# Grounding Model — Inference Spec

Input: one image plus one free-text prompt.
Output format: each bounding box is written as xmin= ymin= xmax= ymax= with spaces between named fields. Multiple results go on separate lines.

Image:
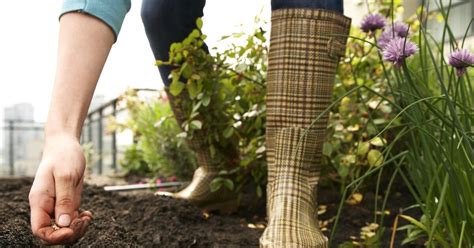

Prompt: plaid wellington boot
xmin=157 ymin=89 xmax=238 ymax=214
xmin=261 ymin=9 xmax=350 ymax=247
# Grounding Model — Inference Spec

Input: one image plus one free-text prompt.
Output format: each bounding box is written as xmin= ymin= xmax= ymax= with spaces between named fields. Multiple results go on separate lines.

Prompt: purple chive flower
xmin=361 ymin=13 xmax=387 ymax=33
xmin=382 ymin=37 xmax=418 ymax=68
xmin=390 ymin=22 xmax=410 ymax=37
xmin=448 ymin=49 xmax=474 ymax=77
xmin=378 ymin=22 xmax=410 ymax=48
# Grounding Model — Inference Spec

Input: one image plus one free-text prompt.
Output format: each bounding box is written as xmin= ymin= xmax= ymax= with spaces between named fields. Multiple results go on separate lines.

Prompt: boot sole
xmin=259 ymin=237 xmax=328 ymax=248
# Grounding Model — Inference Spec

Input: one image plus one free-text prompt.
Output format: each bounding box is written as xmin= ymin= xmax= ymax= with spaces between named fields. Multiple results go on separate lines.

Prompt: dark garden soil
xmin=0 ymin=177 xmax=422 ymax=247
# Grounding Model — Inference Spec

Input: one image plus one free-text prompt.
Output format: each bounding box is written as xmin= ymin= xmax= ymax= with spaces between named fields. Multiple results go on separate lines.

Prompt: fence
xmin=0 ymin=120 xmax=44 ymax=176
xmin=0 ymin=89 xmax=157 ymax=177
xmin=81 ymin=97 xmax=121 ymax=175
xmin=81 ymin=88 xmax=157 ymax=175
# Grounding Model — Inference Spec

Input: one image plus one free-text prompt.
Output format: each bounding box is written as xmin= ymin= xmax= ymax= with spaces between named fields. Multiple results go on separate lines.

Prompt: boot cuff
xmin=272 ymin=8 xmax=351 ymax=31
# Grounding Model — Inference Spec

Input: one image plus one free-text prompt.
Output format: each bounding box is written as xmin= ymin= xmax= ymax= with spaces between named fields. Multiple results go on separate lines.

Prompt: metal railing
xmin=1 ymin=120 xmax=44 ymax=176
xmin=0 ymin=89 xmax=157 ymax=177
xmin=82 ymin=97 xmax=118 ymax=175
xmin=81 ymin=88 xmax=157 ymax=175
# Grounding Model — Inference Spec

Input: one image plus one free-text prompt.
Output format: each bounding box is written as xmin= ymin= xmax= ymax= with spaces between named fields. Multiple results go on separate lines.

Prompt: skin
xmin=29 ymin=13 xmax=114 ymax=244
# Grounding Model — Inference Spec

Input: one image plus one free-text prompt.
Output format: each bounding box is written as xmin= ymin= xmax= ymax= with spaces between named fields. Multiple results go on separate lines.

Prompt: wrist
xmin=44 ymin=116 xmax=83 ymax=140
xmin=44 ymin=129 xmax=80 ymax=144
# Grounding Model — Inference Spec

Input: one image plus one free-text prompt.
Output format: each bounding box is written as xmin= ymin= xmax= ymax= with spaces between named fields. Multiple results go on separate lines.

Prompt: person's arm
xmin=28 ymin=12 xmax=114 ymax=244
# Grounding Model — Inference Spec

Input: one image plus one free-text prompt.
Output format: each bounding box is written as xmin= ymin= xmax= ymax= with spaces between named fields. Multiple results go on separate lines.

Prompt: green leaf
xmin=323 ymin=142 xmax=333 ymax=156
xmin=256 ymin=146 xmax=266 ymax=154
xmin=398 ymin=215 xmax=450 ymax=248
xmin=342 ymin=154 xmax=356 ymax=165
xmin=235 ymin=63 xmax=247 ymax=72
xmin=201 ymin=95 xmax=211 ymax=107
xmin=256 ymin=185 xmax=263 ymax=198
xmin=223 ymin=179 xmax=234 ymax=190
xmin=190 ymin=120 xmax=202 ymax=130
xmin=209 ymin=145 xmax=216 ymax=158
xmin=338 ymin=165 xmax=349 ymax=178
xmin=196 ymin=18 xmax=203 ymax=29
xmin=210 ymin=177 xmax=223 ymax=192
xmin=192 ymin=101 xmax=202 ymax=113
xmin=170 ymin=42 xmax=182 ymax=52
xmin=180 ymin=62 xmax=192 ymax=78
xmin=174 ymin=53 xmax=183 ymax=62
xmin=218 ymin=170 xmax=229 ymax=176
xmin=357 ymin=142 xmax=370 ymax=157
xmin=186 ymin=81 xmax=198 ymax=99
xmin=367 ymin=149 xmax=384 ymax=167
xmin=223 ymin=127 xmax=234 ymax=138
xmin=176 ymin=132 xmax=187 ymax=138
xmin=369 ymin=137 xmax=386 ymax=147
xmin=190 ymin=29 xmax=201 ymax=39
xmin=170 ymin=81 xmax=185 ymax=96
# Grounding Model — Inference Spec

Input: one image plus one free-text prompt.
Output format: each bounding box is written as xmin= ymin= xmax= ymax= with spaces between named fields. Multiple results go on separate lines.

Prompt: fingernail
xmin=58 ymin=214 xmax=71 ymax=227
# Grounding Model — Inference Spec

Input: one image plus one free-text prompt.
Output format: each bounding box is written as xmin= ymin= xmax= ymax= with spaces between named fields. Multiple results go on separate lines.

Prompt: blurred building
xmin=0 ymin=95 xmax=106 ymax=176
xmin=2 ymin=103 xmax=44 ymax=176
xmin=90 ymin=94 xmax=106 ymax=112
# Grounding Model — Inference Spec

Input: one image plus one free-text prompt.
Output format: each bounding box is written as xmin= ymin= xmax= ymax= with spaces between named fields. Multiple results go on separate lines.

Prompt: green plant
xmin=337 ymin=1 xmax=474 ymax=247
xmin=325 ymin=24 xmax=399 ymax=193
xmin=327 ymin=0 xmax=474 ymax=246
xmin=159 ymin=18 xmax=268 ymax=195
xmin=108 ymin=89 xmax=196 ymax=179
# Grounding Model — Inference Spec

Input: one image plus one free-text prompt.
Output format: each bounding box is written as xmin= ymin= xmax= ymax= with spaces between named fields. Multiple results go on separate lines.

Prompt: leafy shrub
xmin=159 ymin=18 xmax=268 ymax=195
xmin=108 ymin=89 xmax=196 ymax=179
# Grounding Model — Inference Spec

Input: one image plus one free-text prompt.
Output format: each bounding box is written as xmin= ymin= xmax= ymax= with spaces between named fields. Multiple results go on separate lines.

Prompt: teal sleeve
xmin=60 ymin=0 xmax=131 ymax=41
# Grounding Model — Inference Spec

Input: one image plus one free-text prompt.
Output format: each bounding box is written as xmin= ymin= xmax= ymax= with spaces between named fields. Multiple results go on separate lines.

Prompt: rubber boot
xmin=156 ymin=89 xmax=238 ymax=214
xmin=261 ymin=8 xmax=350 ymax=247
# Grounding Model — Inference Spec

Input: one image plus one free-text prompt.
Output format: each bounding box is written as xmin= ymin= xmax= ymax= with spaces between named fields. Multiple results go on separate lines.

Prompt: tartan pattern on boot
xmin=261 ymin=128 xmax=327 ymax=247
xmin=262 ymin=8 xmax=351 ymax=247
xmin=158 ymin=90 xmax=236 ymax=213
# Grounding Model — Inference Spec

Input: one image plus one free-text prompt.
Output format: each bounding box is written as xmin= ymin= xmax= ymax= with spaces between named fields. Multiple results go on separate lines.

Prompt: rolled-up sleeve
xmin=60 ymin=0 xmax=131 ymax=41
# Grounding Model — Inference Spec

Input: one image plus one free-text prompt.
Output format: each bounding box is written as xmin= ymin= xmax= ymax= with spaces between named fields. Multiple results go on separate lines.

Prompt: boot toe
xmin=260 ymin=226 xmax=328 ymax=248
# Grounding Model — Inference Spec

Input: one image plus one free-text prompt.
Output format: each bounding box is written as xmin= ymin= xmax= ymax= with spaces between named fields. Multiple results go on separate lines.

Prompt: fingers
xmin=54 ymin=172 xmax=81 ymax=227
xmin=29 ymin=186 xmax=76 ymax=244
xmin=37 ymin=215 xmax=89 ymax=245
xmin=36 ymin=225 xmax=74 ymax=245
xmin=30 ymin=197 xmax=55 ymax=238
xmin=31 ymin=209 xmax=93 ymax=245
xmin=59 ymin=211 xmax=93 ymax=244
xmin=29 ymin=173 xmax=55 ymax=237
xmin=79 ymin=210 xmax=93 ymax=219
xmin=76 ymin=211 xmax=93 ymax=240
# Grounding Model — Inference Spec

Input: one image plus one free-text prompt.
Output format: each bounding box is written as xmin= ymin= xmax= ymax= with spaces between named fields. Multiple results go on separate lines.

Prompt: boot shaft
xmin=266 ymin=9 xmax=351 ymax=183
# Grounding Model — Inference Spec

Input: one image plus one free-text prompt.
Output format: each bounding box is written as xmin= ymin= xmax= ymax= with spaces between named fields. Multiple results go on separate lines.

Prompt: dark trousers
xmin=141 ymin=0 xmax=344 ymax=86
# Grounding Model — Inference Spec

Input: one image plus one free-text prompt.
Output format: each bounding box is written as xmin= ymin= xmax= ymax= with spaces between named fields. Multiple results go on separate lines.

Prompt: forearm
xmin=45 ymin=13 xmax=115 ymax=139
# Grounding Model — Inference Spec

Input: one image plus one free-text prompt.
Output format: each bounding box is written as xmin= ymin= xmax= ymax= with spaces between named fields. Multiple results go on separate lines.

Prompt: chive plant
xmin=328 ymin=0 xmax=473 ymax=246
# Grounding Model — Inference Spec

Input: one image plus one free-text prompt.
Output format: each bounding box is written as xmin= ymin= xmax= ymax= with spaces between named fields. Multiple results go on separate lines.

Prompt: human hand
xmin=29 ymin=134 xmax=92 ymax=244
